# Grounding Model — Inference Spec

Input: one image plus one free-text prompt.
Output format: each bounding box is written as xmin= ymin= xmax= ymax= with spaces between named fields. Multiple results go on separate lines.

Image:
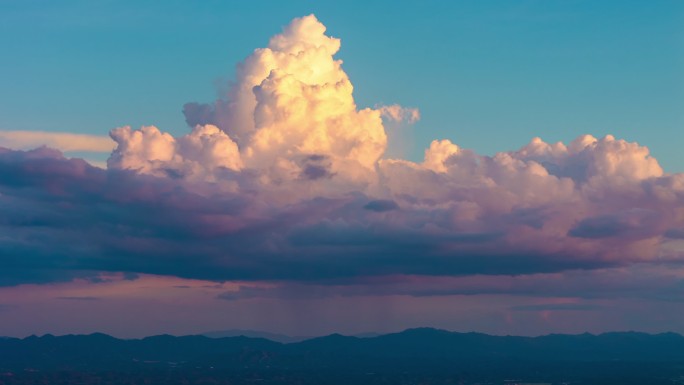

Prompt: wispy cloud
xmin=0 ymin=130 xmax=114 ymax=153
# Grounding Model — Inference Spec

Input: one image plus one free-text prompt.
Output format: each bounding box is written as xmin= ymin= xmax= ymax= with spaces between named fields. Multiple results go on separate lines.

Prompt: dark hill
xmin=2 ymin=328 xmax=684 ymax=368
xmin=1 ymin=329 xmax=684 ymax=384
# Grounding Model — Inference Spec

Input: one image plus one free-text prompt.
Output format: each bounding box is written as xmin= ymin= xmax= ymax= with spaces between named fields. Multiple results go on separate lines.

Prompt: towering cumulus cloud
xmin=120 ymin=15 xmax=390 ymax=190
xmin=0 ymin=15 xmax=683 ymax=290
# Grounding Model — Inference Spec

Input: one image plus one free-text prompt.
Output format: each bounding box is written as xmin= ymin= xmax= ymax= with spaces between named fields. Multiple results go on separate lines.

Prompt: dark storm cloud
xmin=299 ymin=154 xmax=334 ymax=180
xmin=182 ymin=102 xmax=216 ymax=128
xmin=0 ymin=145 xmax=683 ymax=287
xmin=217 ymin=264 xmax=684 ymax=303
xmin=363 ymin=199 xmax=399 ymax=212
xmin=665 ymin=228 xmax=684 ymax=239
xmin=510 ymin=303 xmax=602 ymax=312
xmin=56 ymin=296 xmax=101 ymax=301
xmin=568 ymin=209 xmax=663 ymax=239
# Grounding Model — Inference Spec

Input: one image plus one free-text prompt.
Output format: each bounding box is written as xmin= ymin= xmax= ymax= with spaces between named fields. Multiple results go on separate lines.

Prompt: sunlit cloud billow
xmin=1 ymin=15 xmax=683 ymax=322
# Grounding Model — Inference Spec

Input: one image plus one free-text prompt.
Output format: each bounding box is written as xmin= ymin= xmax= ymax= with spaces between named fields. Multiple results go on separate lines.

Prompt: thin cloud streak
xmin=0 ymin=130 xmax=114 ymax=153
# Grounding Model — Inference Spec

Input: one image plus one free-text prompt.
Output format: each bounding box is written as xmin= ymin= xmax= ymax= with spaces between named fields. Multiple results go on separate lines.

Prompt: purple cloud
xmin=1 ymin=133 xmax=683 ymax=288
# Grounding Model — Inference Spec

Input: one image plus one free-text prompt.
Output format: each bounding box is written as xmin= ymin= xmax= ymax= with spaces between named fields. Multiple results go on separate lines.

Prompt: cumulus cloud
xmin=175 ymin=14 xmax=389 ymax=190
xmin=108 ymin=124 xmax=242 ymax=179
xmin=0 ymin=14 xmax=683 ymax=292
xmin=422 ymin=139 xmax=460 ymax=173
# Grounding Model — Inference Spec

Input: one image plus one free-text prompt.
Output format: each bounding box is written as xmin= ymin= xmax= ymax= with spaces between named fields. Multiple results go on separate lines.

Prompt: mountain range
xmin=1 ymin=328 xmax=683 ymax=384
xmin=201 ymin=329 xmax=381 ymax=343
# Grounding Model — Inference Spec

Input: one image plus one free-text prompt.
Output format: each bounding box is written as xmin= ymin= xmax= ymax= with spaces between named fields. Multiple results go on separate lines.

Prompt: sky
xmin=0 ymin=1 xmax=683 ymax=338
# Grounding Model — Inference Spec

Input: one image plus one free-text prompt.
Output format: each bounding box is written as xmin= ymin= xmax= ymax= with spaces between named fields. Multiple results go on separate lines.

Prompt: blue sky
xmin=1 ymin=0 xmax=682 ymax=170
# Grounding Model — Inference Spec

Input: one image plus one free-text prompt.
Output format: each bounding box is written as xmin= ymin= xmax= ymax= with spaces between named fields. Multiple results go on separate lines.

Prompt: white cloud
xmin=422 ymin=139 xmax=460 ymax=173
xmin=108 ymin=124 xmax=242 ymax=179
xmin=4 ymin=14 xmax=679 ymax=285
xmin=101 ymin=15 xmax=679 ymax=266
xmin=146 ymin=15 xmax=400 ymax=189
